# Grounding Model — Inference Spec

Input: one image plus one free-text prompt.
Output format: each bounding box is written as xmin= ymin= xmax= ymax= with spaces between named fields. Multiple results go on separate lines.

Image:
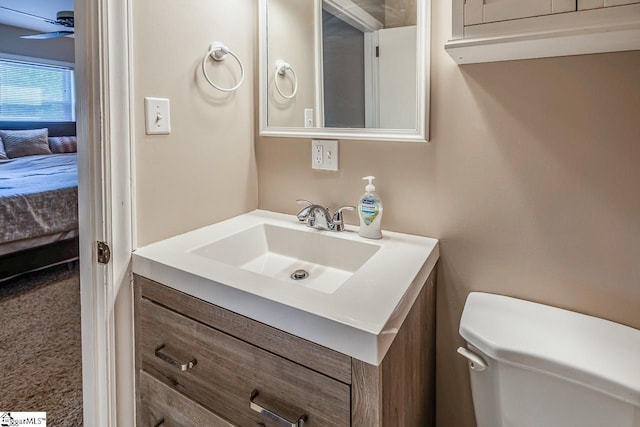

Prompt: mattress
xmin=0 ymin=154 xmax=78 ymax=249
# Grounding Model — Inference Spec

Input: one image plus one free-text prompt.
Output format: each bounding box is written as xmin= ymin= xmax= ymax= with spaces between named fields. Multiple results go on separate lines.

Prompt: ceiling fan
xmin=0 ymin=6 xmax=74 ymax=39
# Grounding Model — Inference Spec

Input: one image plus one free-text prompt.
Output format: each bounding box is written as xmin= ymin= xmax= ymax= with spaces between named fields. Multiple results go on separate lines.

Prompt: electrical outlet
xmin=311 ymin=140 xmax=338 ymax=171
xmin=314 ymin=144 xmax=323 ymax=165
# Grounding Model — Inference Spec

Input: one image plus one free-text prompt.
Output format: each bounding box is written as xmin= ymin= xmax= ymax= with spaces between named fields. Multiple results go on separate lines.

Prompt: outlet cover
xmin=311 ymin=139 xmax=338 ymax=171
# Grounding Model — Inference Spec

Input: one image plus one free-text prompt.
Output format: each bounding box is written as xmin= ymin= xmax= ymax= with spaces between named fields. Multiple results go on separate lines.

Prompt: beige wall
xmin=0 ymin=23 xmax=74 ymax=63
xmin=257 ymin=3 xmax=640 ymax=427
xmin=133 ymin=0 xmax=258 ymax=246
xmin=354 ymin=0 xmax=387 ymax=24
xmin=385 ymin=0 xmax=417 ymax=28
xmin=267 ymin=0 xmax=317 ymax=127
xmin=352 ymin=0 xmax=416 ymax=27
xmin=130 ymin=0 xmax=640 ymax=424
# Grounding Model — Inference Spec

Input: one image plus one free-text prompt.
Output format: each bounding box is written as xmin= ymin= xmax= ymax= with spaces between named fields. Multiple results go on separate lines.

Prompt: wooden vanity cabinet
xmin=134 ymin=272 xmax=436 ymax=427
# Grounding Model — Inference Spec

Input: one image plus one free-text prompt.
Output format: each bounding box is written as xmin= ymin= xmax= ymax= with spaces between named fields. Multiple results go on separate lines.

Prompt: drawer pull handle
xmin=249 ymin=389 xmax=308 ymax=427
xmin=154 ymin=344 xmax=197 ymax=371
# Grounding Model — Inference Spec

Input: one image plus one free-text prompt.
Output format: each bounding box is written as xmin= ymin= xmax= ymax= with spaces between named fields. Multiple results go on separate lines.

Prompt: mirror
xmin=259 ymin=0 xmax=430 ymax=142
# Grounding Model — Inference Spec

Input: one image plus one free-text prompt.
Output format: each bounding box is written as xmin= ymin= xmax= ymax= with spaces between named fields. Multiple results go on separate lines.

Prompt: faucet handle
xmin=334 ymin=205 xmax=355 ymax=216
xmin=296 ymin=199 xmax=314 ymax=222
xmin=332 ymin=206 xmax=355 ymax=231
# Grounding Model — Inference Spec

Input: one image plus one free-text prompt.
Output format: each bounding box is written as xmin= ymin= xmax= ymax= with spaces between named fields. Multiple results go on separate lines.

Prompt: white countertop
xmin=132 ymin=210 xmax=439 ymax=365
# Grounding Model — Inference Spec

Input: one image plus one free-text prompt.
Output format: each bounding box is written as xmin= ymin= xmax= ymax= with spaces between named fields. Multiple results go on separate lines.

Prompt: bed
xmin=0 ymin=121 xmax=78 ymax=281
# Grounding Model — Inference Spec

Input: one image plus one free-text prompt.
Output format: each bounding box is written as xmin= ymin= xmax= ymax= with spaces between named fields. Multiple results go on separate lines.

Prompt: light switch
xmin=144 ymin=97 xmax=171 ymax=135
xmin=311 ymin=140 xmax=338 ymax=171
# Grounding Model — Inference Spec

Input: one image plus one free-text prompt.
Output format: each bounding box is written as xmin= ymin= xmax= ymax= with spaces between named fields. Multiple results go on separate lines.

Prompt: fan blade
xmin=20 ymin=31 xmax=74 ymax=39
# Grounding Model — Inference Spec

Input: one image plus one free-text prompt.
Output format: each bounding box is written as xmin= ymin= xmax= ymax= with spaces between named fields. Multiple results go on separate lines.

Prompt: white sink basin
xmin=191 ymin=224 xmax=380 ymax=294
xmin=132 ymin=210 xmax=439 ymax=365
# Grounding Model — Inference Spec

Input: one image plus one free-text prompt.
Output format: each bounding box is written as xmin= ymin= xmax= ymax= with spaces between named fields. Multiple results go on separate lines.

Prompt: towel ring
xmin=201 ymin=41 xmax=245 ymax=92
xmin=274 ymin=59 xmax=298 ymax=99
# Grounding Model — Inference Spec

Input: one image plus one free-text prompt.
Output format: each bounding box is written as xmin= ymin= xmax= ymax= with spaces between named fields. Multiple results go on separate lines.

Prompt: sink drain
xmin=290 ymin=269 xmax=309 ymax=280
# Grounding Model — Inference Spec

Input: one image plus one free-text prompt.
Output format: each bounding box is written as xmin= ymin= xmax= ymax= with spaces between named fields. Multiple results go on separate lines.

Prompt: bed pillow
xmin=0 ymin=137 xmax=7 ymax=160
xmin=49 ymin=136 xmax=78 ymax=153
xmin=0 ymin=128 xmax=51 ymax=158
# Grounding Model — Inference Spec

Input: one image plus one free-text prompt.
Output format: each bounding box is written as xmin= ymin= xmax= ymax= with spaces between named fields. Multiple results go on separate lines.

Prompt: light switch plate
xmin=311 ymin=139 xmax=338 ymax=171
xmin=144 ymin=97 xmax=171 ymax=135
xmin=304 ymin=108 xmax=314 ymax=128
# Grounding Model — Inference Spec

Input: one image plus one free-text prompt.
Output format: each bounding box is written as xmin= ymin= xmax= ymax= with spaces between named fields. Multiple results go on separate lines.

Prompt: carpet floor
xmin=0 ymin=264 xmax=83 ymax=426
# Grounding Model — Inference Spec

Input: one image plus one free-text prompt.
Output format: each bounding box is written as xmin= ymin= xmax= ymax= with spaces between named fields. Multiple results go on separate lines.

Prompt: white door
xmin=75 ymin=0 xmax=134 ymax=426
xmin=377 ymin=25 xmax=417 ymax=130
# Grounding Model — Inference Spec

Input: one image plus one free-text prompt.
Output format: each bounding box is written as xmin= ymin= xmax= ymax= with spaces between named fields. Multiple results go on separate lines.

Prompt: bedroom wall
xmin=0 ymin=23 xmax=74 ymax=63
xmin=256 ymin=2 xmax=640 ymax=427
xmin=132 ymin=0 xmax=258 ymax=247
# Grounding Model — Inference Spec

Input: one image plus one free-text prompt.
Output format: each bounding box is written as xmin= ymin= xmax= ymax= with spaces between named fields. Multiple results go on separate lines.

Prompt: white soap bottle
xmin=358 ymin=176 xmax=383 ymax=239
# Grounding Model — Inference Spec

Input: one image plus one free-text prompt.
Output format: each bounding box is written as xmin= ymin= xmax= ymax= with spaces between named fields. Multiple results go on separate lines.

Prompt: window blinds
xmin=0 ymin=58 xmax=75 ymax=122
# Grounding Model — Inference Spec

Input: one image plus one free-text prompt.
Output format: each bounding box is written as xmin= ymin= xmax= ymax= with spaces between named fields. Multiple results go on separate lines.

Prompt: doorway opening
xmin=0 ymin=1 xmax=83 ymax=425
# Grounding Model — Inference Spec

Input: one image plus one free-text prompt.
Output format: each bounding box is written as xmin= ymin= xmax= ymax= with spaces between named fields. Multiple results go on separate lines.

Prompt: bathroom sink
xmin=132 ymin=209 xmax=439 ymax=365
xmin=191 ymin=224 xmax=380 ymax=294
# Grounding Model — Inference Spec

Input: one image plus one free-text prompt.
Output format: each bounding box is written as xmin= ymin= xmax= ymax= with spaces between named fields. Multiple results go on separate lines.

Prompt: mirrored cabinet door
xmin=259 ymin=0 xmax=431 ymax=142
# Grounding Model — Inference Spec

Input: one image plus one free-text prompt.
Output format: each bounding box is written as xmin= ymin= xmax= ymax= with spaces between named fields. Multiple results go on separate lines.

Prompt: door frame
xmin=317 ymin=0 xmax=382 ymax=128
xmin=75 ymin=0 xmax=135 ymax=425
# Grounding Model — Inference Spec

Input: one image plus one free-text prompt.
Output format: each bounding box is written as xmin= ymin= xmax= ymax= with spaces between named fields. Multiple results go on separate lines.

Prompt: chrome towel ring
xmin=274 ymin=59 xmax=298 ymax=99
xmin=201 ymin=41 xmax=245 ymax=92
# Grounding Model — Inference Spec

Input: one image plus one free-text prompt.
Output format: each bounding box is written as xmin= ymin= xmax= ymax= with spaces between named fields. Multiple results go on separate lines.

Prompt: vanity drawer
xmin=137 ymin=370 xmax=235 ymax=427
xmin=137 ymin=297 xmax=351 ymax=427
xmin=137 ymin=275 xmax=351 ymax=384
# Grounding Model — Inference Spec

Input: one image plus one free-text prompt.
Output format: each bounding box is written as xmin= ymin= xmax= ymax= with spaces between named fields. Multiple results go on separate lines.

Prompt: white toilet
xmin=458 ymin=292 xmax=640 ymax=427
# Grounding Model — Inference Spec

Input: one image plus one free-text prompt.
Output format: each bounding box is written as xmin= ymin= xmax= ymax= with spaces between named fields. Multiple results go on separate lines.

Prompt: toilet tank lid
xmin=459 ymin=292 xmax=640 ymax=407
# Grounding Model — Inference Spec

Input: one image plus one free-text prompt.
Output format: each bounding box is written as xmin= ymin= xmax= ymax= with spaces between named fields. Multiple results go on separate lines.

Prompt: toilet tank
xmin=458 ymin=292 xmax=640 ymax=427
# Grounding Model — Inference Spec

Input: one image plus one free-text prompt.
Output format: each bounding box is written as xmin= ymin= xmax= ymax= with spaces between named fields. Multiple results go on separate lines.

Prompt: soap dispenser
xmin=358 ymin=176 xmax=383 ymax=239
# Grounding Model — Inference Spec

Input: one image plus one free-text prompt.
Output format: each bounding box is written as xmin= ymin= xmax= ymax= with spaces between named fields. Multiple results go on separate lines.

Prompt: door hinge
xmin=97 ymin=241 xmax=111 ymax=264
xmin=376 ymin=46 xmax=380 ymax=57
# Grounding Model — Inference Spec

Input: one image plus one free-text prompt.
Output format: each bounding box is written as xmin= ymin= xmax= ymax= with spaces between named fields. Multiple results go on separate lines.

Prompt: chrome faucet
xmin=296 ymin=199 xmax=355 ymax=232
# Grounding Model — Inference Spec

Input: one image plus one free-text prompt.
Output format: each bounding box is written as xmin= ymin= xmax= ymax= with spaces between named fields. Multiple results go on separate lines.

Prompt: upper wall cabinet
xmin=445 ymin=0 xmax=640 ymax=64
